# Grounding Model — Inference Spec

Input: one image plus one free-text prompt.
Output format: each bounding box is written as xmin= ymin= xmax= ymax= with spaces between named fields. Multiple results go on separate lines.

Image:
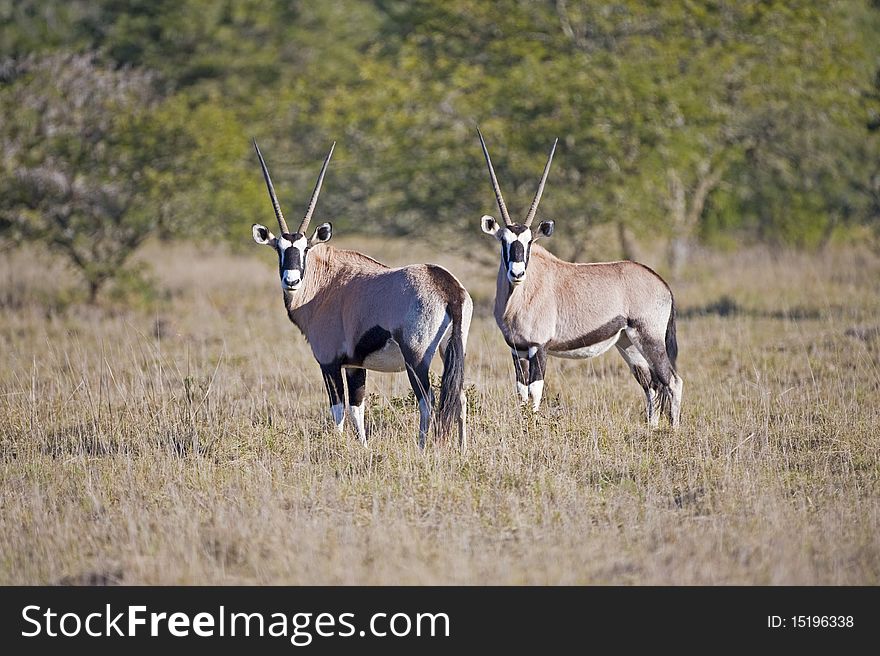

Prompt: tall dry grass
xmin=0 ymin=236 xmax=878 ymax=584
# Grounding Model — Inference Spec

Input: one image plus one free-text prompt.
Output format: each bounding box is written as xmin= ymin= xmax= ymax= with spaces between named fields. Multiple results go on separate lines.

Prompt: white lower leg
xmin=670 ymin=374 xmax=683 ymax=428
xmin=458 ymin=391 xmax=468 ymax=450
xmin=646 ymin=389 xmax=660 ymax=428
xmin=349 ymin=403 xmax=367 ymax=444
xmin=516 ymin=382 xmax=528 ymax=405
xmin=528 ymin=380 xmax=544 ymax=412
xmin=330 ymin=403 xmax=345 ymax=432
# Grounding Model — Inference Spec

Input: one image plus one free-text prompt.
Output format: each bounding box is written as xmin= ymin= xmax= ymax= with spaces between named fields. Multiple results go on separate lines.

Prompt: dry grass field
xmin=1 ymin=235 xmax=879 ymax=584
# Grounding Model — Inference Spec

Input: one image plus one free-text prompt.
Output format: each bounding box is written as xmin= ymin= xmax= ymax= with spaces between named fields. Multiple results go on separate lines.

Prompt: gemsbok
xmin=251 ymin=140 xmax=472 ymax=448
xmin=476 ymin=130 xmax=683 ymax=427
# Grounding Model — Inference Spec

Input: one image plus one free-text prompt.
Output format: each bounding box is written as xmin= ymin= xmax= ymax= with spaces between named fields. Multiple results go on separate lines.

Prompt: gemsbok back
xmin=251 ymin=140 xmax=472 ymax=448
xmin=476 ymin=130 xmax=683 ymax=427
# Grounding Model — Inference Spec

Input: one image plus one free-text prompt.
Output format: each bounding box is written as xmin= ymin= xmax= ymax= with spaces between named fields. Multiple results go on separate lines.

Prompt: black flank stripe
xmin=549 ymin=316 xmax=627 ymax=352
xmin=353 ymin=326 xmax=393 ymax=364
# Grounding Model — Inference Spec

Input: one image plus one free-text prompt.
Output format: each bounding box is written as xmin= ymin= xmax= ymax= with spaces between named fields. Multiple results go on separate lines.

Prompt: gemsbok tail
xmin=665 ymin=296 xmax=678 ymax=370
xmin=437 ymin=303 xmax=467 ymax=445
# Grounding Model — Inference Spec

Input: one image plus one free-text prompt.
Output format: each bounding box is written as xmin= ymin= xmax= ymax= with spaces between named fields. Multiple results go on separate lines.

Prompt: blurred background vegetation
xmin=1 ymin=0 xmax=879 ymax=299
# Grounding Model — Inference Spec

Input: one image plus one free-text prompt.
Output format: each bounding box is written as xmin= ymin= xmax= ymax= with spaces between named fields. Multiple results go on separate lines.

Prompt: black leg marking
xmin=397 ymin=342 xmax=433 ymax=406
xmin=512 ymin=353 xmax=529 ymax=387
xmin=615 ymin=334 xmax=658 ymax=426
xmin=643 ymin=338 xmax=673 ymax=389
xmin=405 ymin=361 xmax=433 ymax=408
xmin=631 ymin=363 xmax=652 ymax=391
xmin=626 ymin=322 xmax=674 ymax=389
xmin=401 ymin=347 xmax=433 ymax=448
xmin=320 ymin=362 xmax=345 ymax=408
xmin=622 ymin=327 xmax=678 ymax=427
xmin=523 ymin=346 xmax=548 ymax=412
xmin=528 ymin=347 xmax=547 ymax=386
xmin=345 ymin=368 xmax=367 ymax=407
xmin=345 ymin=367 xmax=368 ymax=444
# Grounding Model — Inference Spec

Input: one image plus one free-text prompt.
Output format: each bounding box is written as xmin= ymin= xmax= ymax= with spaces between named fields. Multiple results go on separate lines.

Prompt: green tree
xmin=316 ymin=0 xmax=879 ymax=262
xmin=0 ymin=54 xmax=163 ymax=300
xmin=2 ymin=0 xmax=878 ymax=267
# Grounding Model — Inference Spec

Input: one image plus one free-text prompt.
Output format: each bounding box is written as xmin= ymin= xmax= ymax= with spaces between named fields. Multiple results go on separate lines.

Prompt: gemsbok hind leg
xmin=320 ymin=362 xmax=346 ymax=433
xmin=667 ymin=371 xmax=683 ymax=428
xmin=615 ymin=332 xmax=659 ymax=428
xmin=622 ymin=326 xmax=682 ymax=428
xmin=345 ymin=367 xmax=368 ymax=446
xmin=403 ymin=353 xmax=433 ymax=449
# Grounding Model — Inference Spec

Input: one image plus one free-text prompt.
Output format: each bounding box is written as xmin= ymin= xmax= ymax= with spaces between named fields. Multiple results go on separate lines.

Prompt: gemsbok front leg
xmin=527 ymin=346 xmax=547 ymax=412
xmin=511 ymin=352 xmax=530 ymax=406
xmin=345 ymin=367 xmax=368 ymax=445
xmin=320 ymin=362 xmax=346 ymax=433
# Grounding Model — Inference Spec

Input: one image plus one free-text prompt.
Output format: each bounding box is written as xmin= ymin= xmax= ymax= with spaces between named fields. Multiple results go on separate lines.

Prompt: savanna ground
xmin=1 ymin=234 xmax=879 ymax=585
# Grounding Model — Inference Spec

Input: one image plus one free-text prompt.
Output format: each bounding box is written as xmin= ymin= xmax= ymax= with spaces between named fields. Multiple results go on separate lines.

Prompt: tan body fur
xmin=476 ymin=129 xmax=681 ymax=427
xmin=492 ymin=243 xmax=682 ymax=427
xmin=495 ymin=246 xmax=672 ymax=354
xmin=252 ymin=140 xmax=471 ymax=449
xmin=286 ymin=246 xmax=471 ymax=373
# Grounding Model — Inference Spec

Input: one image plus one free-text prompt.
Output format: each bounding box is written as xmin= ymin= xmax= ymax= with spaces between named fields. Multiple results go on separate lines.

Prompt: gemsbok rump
xmin=251 ymin=140 xmax=472 ymax=448
xmin=476 ymin=130 xmax=683 ymax=427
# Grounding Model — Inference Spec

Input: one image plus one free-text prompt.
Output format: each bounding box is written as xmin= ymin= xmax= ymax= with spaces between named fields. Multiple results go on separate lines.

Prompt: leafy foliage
xmin=1 ymin=0 xmax=879 ymax=299
xmin=0 ymin=54 xmax=163 ymax=299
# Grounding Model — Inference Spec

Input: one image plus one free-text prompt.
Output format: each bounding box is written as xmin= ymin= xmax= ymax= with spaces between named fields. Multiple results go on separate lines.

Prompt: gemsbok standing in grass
xmin=476 ymin=129 xmax=683 ymax=427
xmin=251 ymin=140 xmax=472 ymax=448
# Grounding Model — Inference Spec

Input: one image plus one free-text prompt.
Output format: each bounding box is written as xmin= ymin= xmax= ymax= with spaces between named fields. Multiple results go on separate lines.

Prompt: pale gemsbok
xmin=476 ymin=130 xmax=682 ymax=427
xmin=251 ymin=140 xmax=472 ymax=448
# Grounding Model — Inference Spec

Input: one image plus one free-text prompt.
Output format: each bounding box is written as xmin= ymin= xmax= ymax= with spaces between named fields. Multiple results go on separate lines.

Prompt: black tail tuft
xmin=437 ymin=307 xmax=465 ymax=442
xmin=665 ymin=298 xmax=678 ymax=369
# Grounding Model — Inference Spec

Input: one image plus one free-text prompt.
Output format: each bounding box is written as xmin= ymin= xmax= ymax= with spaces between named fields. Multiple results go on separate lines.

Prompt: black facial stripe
xmin=281 ymin=246 xmax=303 ymax=272
xmin=278 ymin=232 xmax=307 ymax=274
xmin=509 ymin=240 xmax=525 ymax=262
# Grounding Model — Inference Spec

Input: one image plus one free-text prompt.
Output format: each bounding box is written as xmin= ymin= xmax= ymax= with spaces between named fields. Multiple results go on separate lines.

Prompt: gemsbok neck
xmin=494 ymin=244 xmax=554 ymax=319
xmin=285 ymin=246 xmax=390 ymax=332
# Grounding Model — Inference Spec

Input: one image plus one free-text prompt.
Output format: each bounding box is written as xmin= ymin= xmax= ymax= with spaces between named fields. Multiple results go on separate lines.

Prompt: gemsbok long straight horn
xmin=477 ymin=128 xmax=512 ymax=226
xmin=251 ymin=140 xmax=473 ymax=449
xmin=476 ymin=128 xmax=683 ymax=427
xmin=253 ymin=138 xmax=289 ymax=235
xmin=299 ymin=141 xmax=334 ymax=234
xmin=523 ymin=138 xmax=557 ymax=227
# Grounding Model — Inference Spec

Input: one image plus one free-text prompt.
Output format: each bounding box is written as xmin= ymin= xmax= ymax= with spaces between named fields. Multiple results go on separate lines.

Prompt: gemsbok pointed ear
xmin=481 ymin=215 xmax=501 ymax=237
xmin=310 ymin=222 xmax=332 ymax=246
xmin=252 ymin=224 xmax=276 ymax=246
xmin=535 ymin=220 xmax=555 ymax=240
